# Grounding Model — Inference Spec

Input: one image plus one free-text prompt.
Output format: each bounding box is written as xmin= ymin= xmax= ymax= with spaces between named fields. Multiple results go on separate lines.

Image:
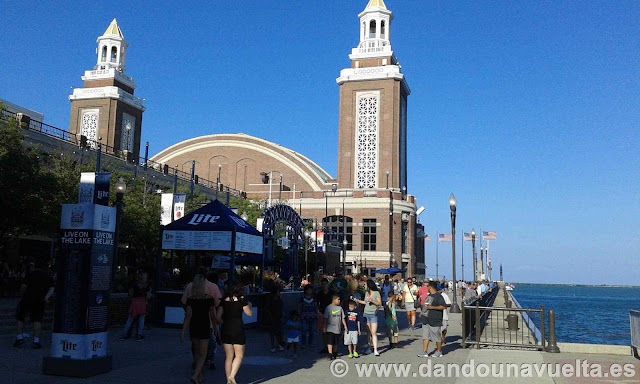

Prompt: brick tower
xmin=68 ymin=19 xmax=145 ymax=160
xmin=336 ymin=0 xmax=410 ymax=193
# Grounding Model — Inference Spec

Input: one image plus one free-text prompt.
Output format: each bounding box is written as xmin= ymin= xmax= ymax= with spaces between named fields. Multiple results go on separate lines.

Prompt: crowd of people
xmin=7 ymin=257 xmax=496 ymax=384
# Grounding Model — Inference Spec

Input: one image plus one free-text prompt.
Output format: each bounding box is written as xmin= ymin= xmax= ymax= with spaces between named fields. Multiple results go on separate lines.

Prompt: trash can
xmin=506 ymin=314 xmax=519 ymax=330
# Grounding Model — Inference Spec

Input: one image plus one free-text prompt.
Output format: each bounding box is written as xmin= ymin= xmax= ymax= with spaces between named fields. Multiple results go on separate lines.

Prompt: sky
xmin=1 ymin=1 xmax=639 ymax=285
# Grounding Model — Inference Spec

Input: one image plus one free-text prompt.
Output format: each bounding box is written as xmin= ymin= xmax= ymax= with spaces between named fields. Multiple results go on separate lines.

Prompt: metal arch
xmin=262 ymin=204 xmax=304 ymax=242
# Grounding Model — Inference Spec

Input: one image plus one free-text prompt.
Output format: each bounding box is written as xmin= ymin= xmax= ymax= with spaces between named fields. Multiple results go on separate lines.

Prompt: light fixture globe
xmin=449 ymin=193 xmax=457 ymax=208
xmin=115 ymin=177 xmax=127 ymax=194
xmin=241 ymin=212 xmax=249 ymax=221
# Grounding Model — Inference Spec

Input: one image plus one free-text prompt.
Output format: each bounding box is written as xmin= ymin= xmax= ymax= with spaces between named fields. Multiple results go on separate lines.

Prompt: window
xmin=369 ymin=20 xmax=376 ymax=38
xmin=120 ymin=113 xmax=135 ymax=152
xmin=381 ymin=20 xmax=386 ymax=39
xmin=362 ymin=219 xmax=377 ymax=251
xmin=355 ymin=92 xmax=379 ymax=188
xmin=322 ymin=215 xmax=353 ymax=251
xmin=111 ymin=47 xmax=117 ymax=62
xmin=81 ymin=110 xmax=99 ymax=149
xmin=101 ymin=46 xmax=107 ymax=62
xmin=401 ymin=221 xmax=408 ymax=254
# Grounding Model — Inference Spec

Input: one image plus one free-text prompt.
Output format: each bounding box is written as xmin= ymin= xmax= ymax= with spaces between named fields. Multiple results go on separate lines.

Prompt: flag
xmin=463 ymin=232 xmax=472 ymax=241
xmin=438 ymin=233 xmax=452 ymax=242
xmin=160 ymin=193 xmax=173 ymax=225
xmin=424 ymin=235 xmax=431 ymax=243
xmin=483 ymin=231 xmax=497 ymax=240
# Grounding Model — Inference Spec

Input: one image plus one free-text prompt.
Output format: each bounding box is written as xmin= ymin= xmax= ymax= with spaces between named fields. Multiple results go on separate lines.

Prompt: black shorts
xmin=16 ymin=299 xmax=45 ymax=322
xmin=324 ymin=332 xmax=340 ymax=346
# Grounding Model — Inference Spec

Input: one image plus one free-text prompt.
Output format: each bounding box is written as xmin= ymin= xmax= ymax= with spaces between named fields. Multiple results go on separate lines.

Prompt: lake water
xmin=510 ymin=284 xmax=640 ymax=345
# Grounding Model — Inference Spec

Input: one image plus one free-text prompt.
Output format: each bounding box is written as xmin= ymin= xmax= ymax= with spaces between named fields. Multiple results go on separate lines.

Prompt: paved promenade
xmin=4 ymin=304 xmax=639 ymax=384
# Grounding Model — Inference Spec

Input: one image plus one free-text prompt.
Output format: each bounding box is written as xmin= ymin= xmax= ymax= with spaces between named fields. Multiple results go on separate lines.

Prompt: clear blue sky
xmin=2 ymin=1 xmax=639 ymax=285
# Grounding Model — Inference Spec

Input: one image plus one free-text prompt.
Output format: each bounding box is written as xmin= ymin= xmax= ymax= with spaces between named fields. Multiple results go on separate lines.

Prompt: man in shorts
xmin=438 ymin=284 xmax=452 ymax=345
xmin=417 ymin=281 xmax=447 ymax=358
xmin=14 ymin=260 xmax=54 ymax=349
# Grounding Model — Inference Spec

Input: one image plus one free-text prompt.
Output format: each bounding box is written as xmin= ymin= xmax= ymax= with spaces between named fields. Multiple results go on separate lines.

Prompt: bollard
xmin=506 ymin=313 xmax=519 ymax=330
xmin=546 ymin=310 xmax=560 ymax=353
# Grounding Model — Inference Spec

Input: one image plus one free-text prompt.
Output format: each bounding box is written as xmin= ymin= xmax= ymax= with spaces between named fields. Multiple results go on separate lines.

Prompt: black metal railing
xmin=0 ymin=109 xmax=246 ymax=198
xmin=462 ymin=287 xmax=547 ymax=351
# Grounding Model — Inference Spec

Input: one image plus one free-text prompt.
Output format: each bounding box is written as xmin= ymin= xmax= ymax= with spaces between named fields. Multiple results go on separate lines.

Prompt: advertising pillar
xmin=44 ymin=173 xmax=115 ymax=377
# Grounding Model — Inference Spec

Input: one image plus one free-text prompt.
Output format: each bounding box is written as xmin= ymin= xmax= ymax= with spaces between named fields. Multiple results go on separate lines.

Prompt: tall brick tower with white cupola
xmin=68 ymin=19 xmax=145 ymax=160
xmin=336 ymin=0 xmax=410 ymax=193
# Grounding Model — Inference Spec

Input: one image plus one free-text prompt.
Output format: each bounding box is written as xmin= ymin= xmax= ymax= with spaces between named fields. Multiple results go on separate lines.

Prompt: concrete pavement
xmin=3 ymin=305 xmax=639 ymax=383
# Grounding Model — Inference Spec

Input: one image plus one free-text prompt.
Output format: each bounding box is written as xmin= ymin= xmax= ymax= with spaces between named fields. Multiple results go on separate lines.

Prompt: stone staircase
xmin=0 ymin=298 xmax=54 ymax=336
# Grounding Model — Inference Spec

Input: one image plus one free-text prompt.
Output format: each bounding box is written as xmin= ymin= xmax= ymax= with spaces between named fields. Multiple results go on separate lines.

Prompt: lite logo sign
xmin=188 ymin=214 xmax=220 ymax=226
xmin=60 ymin=340 xmax=78 ymax=352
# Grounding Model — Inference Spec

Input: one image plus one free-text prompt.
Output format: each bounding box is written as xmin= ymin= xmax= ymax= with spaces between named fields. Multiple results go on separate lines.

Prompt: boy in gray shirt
xmin=323 ymin=294 xmax=347 ymax=360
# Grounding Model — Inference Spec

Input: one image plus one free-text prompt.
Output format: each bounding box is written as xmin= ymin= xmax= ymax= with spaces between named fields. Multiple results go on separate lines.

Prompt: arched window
xmin=111 ymin=46 xmax=117 ymax=62
xmin=369 ymin=20 xmax=376 ymax=38
xmin=101 ymin=46 xmax=107 ymax=62
xmin=381 ymin=20 xmax=386 ymax=39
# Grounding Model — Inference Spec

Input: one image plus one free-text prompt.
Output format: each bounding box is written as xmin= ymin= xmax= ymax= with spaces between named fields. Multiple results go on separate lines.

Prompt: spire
xmin=365 ymin=0 xmax=387 ymax=10
xmin=103 ymin=18 xmax=124 ymax=39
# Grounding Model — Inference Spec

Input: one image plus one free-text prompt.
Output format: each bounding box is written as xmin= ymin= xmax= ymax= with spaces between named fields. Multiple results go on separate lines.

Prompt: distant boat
xmin=505 ymin=284 xmax=515 ymax=291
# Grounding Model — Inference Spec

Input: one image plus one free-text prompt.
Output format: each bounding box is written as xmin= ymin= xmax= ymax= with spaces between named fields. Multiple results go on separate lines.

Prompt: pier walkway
xmin=3 ymin=298 xmax=638 ymax=384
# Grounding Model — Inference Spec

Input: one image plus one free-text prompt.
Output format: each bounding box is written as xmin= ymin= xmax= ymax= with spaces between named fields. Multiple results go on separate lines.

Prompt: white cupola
xmin=350 ymin=0 xmax=394 ymax=61
xmin=95 ymin=19 xmax=128 ymax=73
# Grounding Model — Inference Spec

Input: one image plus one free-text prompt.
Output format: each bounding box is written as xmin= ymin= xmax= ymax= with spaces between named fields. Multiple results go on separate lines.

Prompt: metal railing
xmin=463 ymin=288 xmax=546 ymax=351
xmin=0 ymin=109 xmax=246 ymax=198
xmin=631 ymin=310 xmax=640 ymax=358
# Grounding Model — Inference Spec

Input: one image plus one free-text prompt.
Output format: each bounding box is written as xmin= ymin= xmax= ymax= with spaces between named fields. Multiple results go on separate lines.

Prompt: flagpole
xmin=486 ymin=240 xmax=490 ymax=281
xmin=436 ymin=231 xmax=439 ymax=280
xmin=461 ymin=232 xmax=464 ymax=282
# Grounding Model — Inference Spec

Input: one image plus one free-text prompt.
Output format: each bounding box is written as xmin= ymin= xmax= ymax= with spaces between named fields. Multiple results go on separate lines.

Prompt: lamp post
xmin=386 ymin=170 xmax=389 ymax=189
xmin=471 ymin=229 xmax=477 ymax=281
xmin=448 ymin=193 xmax=460 ymax=313
xmin=113 ymin=177 xmax=127 ymax=283
xmin=304 ymin=231 xmax=310 ymax=279
xmin=342 ymin=239 xmax=348 ymax=276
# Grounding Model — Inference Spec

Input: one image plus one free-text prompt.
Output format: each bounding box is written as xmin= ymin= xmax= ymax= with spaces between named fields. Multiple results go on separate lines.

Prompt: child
xmin=285 ymin=311 xmax=301 ymax=358
xmin=323 ymin=294 xmax=347 ymax=360
xmin=385 ymin=291 xmax=399 ymax=348
xmin=298 ymin=285 xmax=317 ymax=348
xmin=344 ymin=300 xmax=361 ymax=358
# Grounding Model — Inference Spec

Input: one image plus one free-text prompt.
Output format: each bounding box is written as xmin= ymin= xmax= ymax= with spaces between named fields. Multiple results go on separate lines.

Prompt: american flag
xmin=424 ymin=235 xmax=431 ymax=243
xmin=463 ymin=232 xmax=472 ymax=241
xmin=438 ymin=233 xmax=452 ymax=242
xmin=483 ymin=231 xmax=497 ymax=240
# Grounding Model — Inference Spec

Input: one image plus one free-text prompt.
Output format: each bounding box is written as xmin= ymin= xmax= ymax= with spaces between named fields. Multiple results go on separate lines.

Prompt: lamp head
xmin=449 ymin=193 xmax=457 ymax=208
xmin=471 ymin=229 xmax=476 ymax=237
xmin=342 ymin=239 xmax=348 ymax=246
xmin=115 ymin=177 xmax=127 ymax=194
xmin=241 ymin=212 xmax=249 ymax=221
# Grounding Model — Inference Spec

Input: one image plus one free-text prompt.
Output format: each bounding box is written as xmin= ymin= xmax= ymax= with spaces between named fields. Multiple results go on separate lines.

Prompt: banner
xmin=316 ymin=231 xmax=324 ymax=251
xmin=160 ymin=193 xmax=173 ymax=225
xmin=78 ymin=173 xmax=95 ymax=204
xmin=173 ymin=194 xmax=186 ymax=221
xmin=483 ymin=231 xmax=497 ymax=240
xmin=438 ymin=233 xmax=452 ymax=242
xmin=94 ymin=173 xmax=111 ymax=206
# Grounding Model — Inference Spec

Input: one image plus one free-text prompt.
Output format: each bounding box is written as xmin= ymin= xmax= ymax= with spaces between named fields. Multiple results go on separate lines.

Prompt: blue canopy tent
xmin=160 ymin=200 xmax=263 ymax=282
xmin=387 ymin=267 xmax=406 ymax=275
xmin=373 ymin=268 xmax=391 ymax=275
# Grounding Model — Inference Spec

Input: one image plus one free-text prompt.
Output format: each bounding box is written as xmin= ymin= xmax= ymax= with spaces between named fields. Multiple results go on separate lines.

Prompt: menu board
xmin=235 ymin=233 xmax=263 ymax=254
xmin=163 ymin=231 xmax=232 ymax=251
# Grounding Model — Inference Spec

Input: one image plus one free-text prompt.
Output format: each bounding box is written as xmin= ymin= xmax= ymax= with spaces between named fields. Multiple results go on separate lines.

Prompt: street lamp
xmin=304 ymin=231 xmax=310 ymax=279
xmin=113 ymin=177 xmax=127 ymax=283
xmin=471 ymin=229 xmax=477 ymax=281
xmin=241 ymin=212 xmax=249 ymax=222
xmin=448 ymin=193 xmax=460 ymax=313
xmin=386 ymin=170 xmax=389 ymax=189
xmin=342 ymin=239 xmax=348 ymax=276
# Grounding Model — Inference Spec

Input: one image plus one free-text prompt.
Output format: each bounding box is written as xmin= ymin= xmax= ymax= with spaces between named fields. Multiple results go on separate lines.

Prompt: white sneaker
xmin=270 ymin=348 xmax=277 ymax=353
xmin=374 ymin=351 xmax=380 ymax=356
xmin=432 ymin=351 xmax=443 ymax=358
xmin=417 ymin=352 xmax=430 ymax=358
xmin=277 ymin=345 xmax=285 ymax=351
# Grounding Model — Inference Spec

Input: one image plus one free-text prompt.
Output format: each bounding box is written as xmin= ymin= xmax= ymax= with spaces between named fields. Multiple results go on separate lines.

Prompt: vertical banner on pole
xmin=160 ymin=193 xmax=173 ymax=225
xmin=173 ymin=194 xmax=186 ymax=221
xmin=94 ymin=173 xmax=111 ymax=206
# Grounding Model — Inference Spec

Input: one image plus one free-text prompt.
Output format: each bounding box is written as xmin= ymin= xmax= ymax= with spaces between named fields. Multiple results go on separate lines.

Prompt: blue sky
xmin=1 ymin=1 xmax=639 ymax=285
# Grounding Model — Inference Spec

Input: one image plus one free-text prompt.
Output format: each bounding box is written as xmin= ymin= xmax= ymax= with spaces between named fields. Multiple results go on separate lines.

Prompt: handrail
xmin=510 ymin=292 xmax=543 ymax=343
